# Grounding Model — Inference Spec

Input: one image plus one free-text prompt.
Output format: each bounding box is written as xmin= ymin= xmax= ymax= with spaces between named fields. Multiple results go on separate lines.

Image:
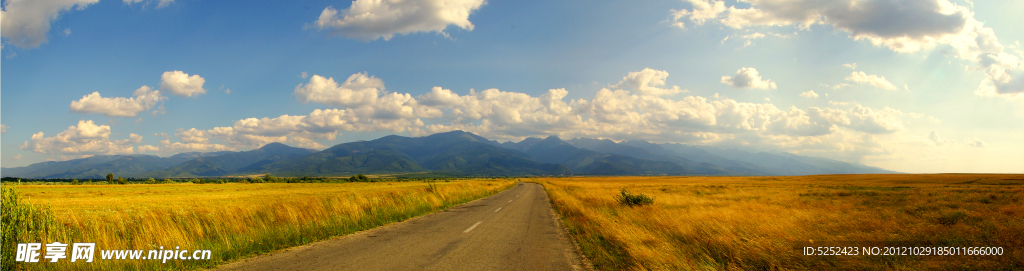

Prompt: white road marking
xmin=463 ymin=221 xmax=483 ymax=233
xmin=494 ymin=207 xmax=502 ymax=213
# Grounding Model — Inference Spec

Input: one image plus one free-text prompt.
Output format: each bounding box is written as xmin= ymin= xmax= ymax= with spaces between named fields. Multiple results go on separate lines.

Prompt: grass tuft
xmin=614 ymin=189 xmax=654 ymax=206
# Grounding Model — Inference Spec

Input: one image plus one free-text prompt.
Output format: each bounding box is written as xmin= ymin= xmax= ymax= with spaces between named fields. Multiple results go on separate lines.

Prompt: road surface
xmin=216 ymin=182 xmax=584 ymax=271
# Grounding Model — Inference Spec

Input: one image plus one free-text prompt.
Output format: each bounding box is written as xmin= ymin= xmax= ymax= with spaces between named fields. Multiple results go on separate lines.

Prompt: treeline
xmin=0 ymin=174 xmax=481 ymax=186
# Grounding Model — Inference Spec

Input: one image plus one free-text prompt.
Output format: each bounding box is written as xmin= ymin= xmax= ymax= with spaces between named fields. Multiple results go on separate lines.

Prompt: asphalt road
xmin=216 ymin=182 xmax=584 ymax=271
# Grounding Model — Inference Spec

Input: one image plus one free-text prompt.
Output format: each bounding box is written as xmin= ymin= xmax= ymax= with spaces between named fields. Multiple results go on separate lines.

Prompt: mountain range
xmin=1 ymin=131 xmax=897 ymax=179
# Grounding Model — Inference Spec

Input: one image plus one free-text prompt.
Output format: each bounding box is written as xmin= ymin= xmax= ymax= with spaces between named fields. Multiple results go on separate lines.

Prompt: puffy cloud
xmin=928 ymin=130 xmax=956 ymax=146
xmin=672 ymin=0 xmax=1024 ymax=98
xmin=0 ymin=124 xmax=7 ymax=133
xmin=800 ymin=90 xmax=819 ymax=98
xmin=846 ymin=106 xmax=905 ymax=134
xmin=138 ymin=145 xmax=160 ymax=152
xmin=964 ymin=137 xmax=987 ymax=148
xmin=311 ymin=0 xmax=486 ymax=41
xmin=294 ymin=73 xmax=384 ymax=107
xmin=298 ymin=73 xmax=445 ymax=121
xmin=721 ymin=67 xmax=777 ymax=89
xmin=670 ymin=0 xmax=727 ymax=28
xmin=610 ymin=68 xmax=685 ymax=96
xmin=173 ymin=68 xmax=913 ymax=162
xmin=842 ymin=63 xmax=857 ymax=69
xmin=69 ymin=86 xmax=166 ymax=117
xmin=20 ymin=120 xmax=136 ymax=155
xmin=0 ymin=0 xmax=98 ymax=49
xmin=846 ymin=71 xmax=898 ymax=91
xmin=160 ymin=71 xmax=207 ymax=97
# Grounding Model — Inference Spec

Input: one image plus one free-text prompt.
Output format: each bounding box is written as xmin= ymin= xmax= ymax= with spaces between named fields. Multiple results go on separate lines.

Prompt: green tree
xmin=117 ymin=176 xmax=127 ymax=185
xmin=106 ymin=173 xmax=114 ymax=183
xmin=349 ymin=174 xmax=369 ymax=182
xmin=71 ymin=179 xmax=79 ymax=185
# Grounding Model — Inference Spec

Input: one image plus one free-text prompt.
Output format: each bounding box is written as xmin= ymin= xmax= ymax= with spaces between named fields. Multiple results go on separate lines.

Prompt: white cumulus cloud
xmin=311 ymin=0 xmax=486 ymax=41
xmin=927 ymin=130 xmax=956 ymax=146
xmin=610 ymin=68 xmax=685 ymax=96
xmin=0 ymin=0 xmax=98 ymax=49
xmin=160 ymin=71 xmax=207 ymax=97
xmin=721 ymin=67 xmax=777 ymax=89
xmin=173 ymin=68 xmax=915 ymax=162
xmin=672 ymin=0 xmax=1024 ymax=98
xmin=0 ymin=124 xmax=7 ymax=133
xmin=137 ymin=145 xmax=160 ymax=152
xmin=69 ymin=86 xmax=166 ymax=117
xmin=800 ymin=90 xmax=819 ymax=98
xmin=20 ymin=120 xmax=137 ymax=155
xmin=294 ymin=73 xmax=384 ymax=107
xmin=846 ymin=71 xmax=898 ymax=91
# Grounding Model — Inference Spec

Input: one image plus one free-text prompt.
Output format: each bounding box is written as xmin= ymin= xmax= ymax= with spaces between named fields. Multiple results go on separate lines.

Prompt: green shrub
xmin=615 ymin=189 xmax=654 ymax=206
xmin=2 ymin=186 xmax=59 ymax=271
xmin=350 ymin=174 xmax=370 ymax=182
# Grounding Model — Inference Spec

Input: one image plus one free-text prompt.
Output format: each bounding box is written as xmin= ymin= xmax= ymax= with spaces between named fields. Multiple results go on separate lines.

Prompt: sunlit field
xmin=2 ymin=179 xmax=516 ymax=270
xmin=539 ymin=174 xmax=1024 ymax=270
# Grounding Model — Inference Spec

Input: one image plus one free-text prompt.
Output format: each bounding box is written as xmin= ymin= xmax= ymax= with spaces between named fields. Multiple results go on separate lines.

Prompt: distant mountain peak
xmin=260 ymin=142 xmax=289 ymax=149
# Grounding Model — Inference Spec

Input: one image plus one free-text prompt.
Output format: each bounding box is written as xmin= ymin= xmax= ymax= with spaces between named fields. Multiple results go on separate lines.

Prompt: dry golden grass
xmin=538 ymin=174 xmax=1024 ymax=270
xmin=5 ymin=179 xmax=516 ymax=270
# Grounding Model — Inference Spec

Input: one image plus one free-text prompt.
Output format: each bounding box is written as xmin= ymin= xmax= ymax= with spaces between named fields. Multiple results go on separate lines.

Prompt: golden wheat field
xmin=3 ymin=179 xmax=516 ymax=270
xmin=538 ymin=174 xmax=1024 ymax=270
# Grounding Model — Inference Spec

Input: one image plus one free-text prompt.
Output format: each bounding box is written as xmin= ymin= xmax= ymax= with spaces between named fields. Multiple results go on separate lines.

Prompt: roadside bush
xmin=1 ymin=187 xmax=59 ymax=271
xmin=615 ymin=189 xmax=654 ymax=206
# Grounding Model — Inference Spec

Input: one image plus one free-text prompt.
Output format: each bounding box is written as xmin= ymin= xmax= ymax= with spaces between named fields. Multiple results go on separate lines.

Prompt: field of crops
xmin=539 ymin=174 xmax=1024 ymax=270
xmin=2 ymin=179 xmax=517 ymax=270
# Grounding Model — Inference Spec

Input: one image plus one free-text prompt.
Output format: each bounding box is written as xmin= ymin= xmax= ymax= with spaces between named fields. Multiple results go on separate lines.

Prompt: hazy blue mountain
xmin=252 ymin=131 xmax=570 ymax=177
xmin=658 ymin=144 xmax=897 ymax=175
xmin=139 ymin=143 xmax=317 ymax=177
xmin=775 ymin=152 xmax=898 ymax=174
xmin=5 ymin=131 xmax=897 ymax=179
xmin=626 ymin=141 xmax=770 ymax=175
xmin=517 ymin=136 xmax=694 ymax=175
xmin=1 ymin=151 xmax=232 ymax=179
xmin=565 ymin=138 xmax=736 ymax=175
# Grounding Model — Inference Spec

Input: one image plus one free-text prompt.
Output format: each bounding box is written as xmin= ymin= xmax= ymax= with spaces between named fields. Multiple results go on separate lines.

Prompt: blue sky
xmin=2 ymin=0 xmax=1023 ymax=173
